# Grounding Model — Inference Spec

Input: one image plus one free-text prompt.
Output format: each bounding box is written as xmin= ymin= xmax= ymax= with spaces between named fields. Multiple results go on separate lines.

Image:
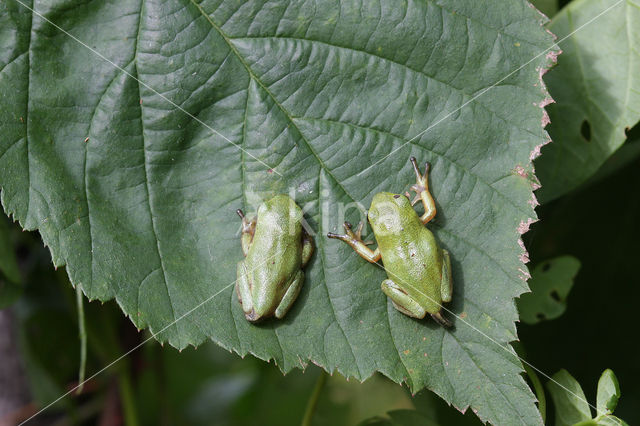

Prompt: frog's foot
xmin=409 ymin=156 xmax=430 ymax=197
xmin=328 ymin=221 xmax=372 ymax=245
xmin=430 ymin=311 xmax=452 ymax=328
xmin=328 ymin=221 xmax=359 ymax=242
xmin=408 ymin=157 xmax=436 ymax=224
xmin=236 ymin=209 xmax=256 ymax=234
xmin=327 ymin=222 xmax=380 ymax=263
xmin=404 ymin=191 xmax=420 ymax=207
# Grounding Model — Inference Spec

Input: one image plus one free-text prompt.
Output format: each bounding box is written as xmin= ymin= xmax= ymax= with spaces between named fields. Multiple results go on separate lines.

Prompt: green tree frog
xmin=327 ymin=158 xmax=452 ymax=327
xmin=236 ymin=195 xmax=314 ymax=322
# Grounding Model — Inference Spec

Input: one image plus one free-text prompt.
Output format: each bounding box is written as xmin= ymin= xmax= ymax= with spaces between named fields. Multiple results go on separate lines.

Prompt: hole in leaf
xmin=536 ymin=313 xmax=545 ymax=320
xmin=542 ymin=262 xmax=551 ymax=272
xmin=550 ymin=290 xmax=561 ymax=302
xmin=580 ymin=120 xmax=591 ymax=142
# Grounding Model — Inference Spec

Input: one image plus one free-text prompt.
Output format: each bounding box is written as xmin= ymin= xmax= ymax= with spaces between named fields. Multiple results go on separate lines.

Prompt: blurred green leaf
xmin=535 ymin=0 xmax=640 ymax=202
xmin=0 ymin=215 xmax=21 ymax=307
xmin=0 ymin=0 xmax=558 ymax=422
xmin=531 ymin=0 xmax=559 ymax=18
xmin=596 ymin=369 xmax=620 ymax=416
xmin=366 ymin=410 xmax=437 ymax=426
xmin=518 ymin=255 xmax=580 ymax=324
xmin=411 ymin=388 xmax=483 ymax=426
xmin=359 ymin=417 xmax=394 ymax=426
xmin=547 ymin=369 xmax=592 ymax=426
xmin=583 ymin=137 xmax=640 ymax=186
xmin=16 ymin=293 xmax=78 ymax=407
xmin=593 ymin=416 xmax=629 ymax=426
xmin=358 ymin=404 xmax=481 ymax=426
xmin=318 ymin=373 xmax=413 ymax=426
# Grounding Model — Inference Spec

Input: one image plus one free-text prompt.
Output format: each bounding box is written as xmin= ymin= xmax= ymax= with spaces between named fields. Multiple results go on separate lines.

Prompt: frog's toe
xmin=327 ymin=222 xmax=358 ymax=241
xmin=409 ymin=157 xmax=430 ymax=187
xmin=430 ymin=311 xmax=452 ymax=328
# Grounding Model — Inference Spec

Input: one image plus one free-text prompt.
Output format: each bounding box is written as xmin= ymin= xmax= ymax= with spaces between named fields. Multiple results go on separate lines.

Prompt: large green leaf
xmin=530 ymin=0 xmax=559 ymax=19
xmin=535 ymin=0 xmax=640 ymax=202
xmin=0 ymin=0 xmax=557 ymax=423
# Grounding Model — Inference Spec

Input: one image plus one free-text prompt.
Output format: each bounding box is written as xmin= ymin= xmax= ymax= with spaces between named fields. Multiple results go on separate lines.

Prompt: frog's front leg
xmin=235 ymin=261 xmax=254 ymax=318
xmin=275 ymin=270 xmax=304 ymax=319
xmin=409 ymin=157 xmax=436 ymax=224
xmin=327 ymin=222 xmax=380 ymax=263
xmin=381 ymin=279 xmax=426 ymax=319
xmin=301 ymin=230 xmax=314 ymax=267
xmin=236 ymin=209 xmax=257 ymax=256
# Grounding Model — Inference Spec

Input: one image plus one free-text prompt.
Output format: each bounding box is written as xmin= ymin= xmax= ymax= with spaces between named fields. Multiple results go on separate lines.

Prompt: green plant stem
xmin=75 ymin=284 xmax=87 ymax=394
xmin=118 ymin=365 xmax=140 ymax=426
xmin=301 ymin=370 xmax=328 ymax=426
xmin=523 ymin=363 xmax=546 ymax=423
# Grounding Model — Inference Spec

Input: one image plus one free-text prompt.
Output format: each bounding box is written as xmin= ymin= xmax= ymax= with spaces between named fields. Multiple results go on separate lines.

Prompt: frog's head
xmin=367 ymin=192 xmax=412 ymax=236
xmin=258 ymin=194 xmax=303 ymax=235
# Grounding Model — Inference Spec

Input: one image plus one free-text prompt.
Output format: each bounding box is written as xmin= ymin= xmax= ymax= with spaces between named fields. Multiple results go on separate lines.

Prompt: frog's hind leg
xmin=381 ymin=279 xmax=426 ymax=319
xmin=275 ymin=270 xmax=304 ymax=319
xmin=301 ymin=230 xmax=314 ymax=266
xmin=235 ymin=261 xmax=255 ymax=320
xmin=428 ymin=251 xmax=454 ymax=328
xmin=441 ymin=249 xmax=453 ymax=303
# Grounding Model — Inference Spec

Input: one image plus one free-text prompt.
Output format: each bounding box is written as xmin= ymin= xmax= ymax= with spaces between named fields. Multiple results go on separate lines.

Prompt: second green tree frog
xmin=236 ymin=195 xmax=314 ymax=322
xmin=328 ymin=158 xmax=452 ymax=327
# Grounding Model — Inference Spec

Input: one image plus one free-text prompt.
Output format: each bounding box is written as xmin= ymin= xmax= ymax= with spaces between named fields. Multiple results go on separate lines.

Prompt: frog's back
xmin=248 ymin=196 xmax=303 ymax=260
xmin=245 ymin=197 xmax=304 ymax=313
xmin=378 ymin=222 xmax=444 ymax=314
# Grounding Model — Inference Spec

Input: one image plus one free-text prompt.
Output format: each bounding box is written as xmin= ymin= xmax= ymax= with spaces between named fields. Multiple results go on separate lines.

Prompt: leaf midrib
xmin=25 ymin=0 xmax=33 ymax=228
xmin=188 ymin=0 xmax=356 ymax=205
